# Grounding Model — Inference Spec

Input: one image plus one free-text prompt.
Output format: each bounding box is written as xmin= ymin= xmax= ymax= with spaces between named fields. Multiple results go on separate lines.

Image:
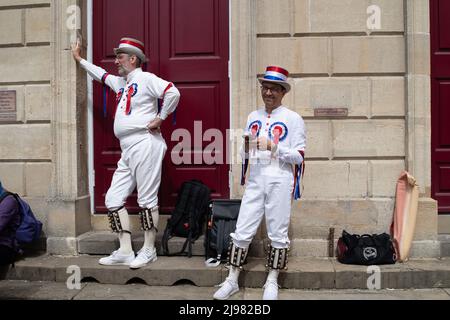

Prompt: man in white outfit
xmin=213 ymin=66 xmax=306 ymax=300
xmin=71 ymin=37 xmax=180 ymax=269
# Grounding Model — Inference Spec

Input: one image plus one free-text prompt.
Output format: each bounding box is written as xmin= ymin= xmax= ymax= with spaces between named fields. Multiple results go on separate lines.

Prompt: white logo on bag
xmin=363 ymin=247 xmax=377 ymax=260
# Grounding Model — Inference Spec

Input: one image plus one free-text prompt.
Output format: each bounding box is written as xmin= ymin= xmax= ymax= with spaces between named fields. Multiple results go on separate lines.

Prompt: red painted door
xmin=93 ymin=0 xmax=229 ymax=213
xmin=431 ymin=0 xmax=450 ymax=213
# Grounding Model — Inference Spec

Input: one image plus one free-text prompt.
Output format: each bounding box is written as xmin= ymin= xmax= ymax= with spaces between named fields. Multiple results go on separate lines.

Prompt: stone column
xmin=230 ymin=0 xmax=258 ymax=198
xmin=46 ymin=0 xmax=91 ymax=255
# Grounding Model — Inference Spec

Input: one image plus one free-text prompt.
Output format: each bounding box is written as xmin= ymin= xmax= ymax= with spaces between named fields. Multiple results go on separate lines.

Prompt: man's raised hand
xmin=71 ymin=38 xmax=82 ymax=62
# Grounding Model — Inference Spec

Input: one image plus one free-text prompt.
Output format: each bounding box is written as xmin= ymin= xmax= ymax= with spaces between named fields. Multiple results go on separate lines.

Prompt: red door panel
xmin=159 ymin=0 xmax=230 ymax=212
xmin=173 ymin=0 xmax=216 ymax=55
xmin=431 ymin=0 xmax=450 ymax=213
xmin=93 ymin=0 xmax=229 ymax=213
xmin=104 ymin=0 xmax=146 ymax=57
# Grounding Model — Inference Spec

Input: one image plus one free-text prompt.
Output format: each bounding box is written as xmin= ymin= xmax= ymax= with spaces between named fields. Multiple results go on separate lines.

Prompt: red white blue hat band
xmin=114 ymin=37 xmax=147 ymax=63
xmin=258 ymin=66 xmax=291 ymax=93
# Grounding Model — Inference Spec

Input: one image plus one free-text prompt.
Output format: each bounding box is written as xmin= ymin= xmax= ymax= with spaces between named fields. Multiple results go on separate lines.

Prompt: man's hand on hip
xmin=147 ymin=117 xmax=163 ymax=134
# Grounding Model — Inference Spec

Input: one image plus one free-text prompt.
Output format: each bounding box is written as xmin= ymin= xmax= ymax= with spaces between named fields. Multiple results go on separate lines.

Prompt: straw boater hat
xmin=114 ymin=37 xmax=148 ymax=63
xmin=258 ymin=66 xmax=291 ymax=93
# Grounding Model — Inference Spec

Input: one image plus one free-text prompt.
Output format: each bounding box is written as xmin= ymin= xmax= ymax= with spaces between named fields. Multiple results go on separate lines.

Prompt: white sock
xmin=115 ymin=207 xmax=133 ymax=255
xmin=141 ymin=206 xmax=159 ymax=251
xmin=143 ymin=229 xmax=156 ymax=251
xmin=228 ymin=266 xmax=241 ymax=283
xmin=266 ymin=269 xmax=279 ymax=283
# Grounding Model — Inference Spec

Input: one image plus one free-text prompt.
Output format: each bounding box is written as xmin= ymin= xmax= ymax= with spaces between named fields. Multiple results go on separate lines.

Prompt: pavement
xmin=0 ymin=280 xmax=450 ymax=300
xmin=1 ymin=253 xmax=450 ymax=308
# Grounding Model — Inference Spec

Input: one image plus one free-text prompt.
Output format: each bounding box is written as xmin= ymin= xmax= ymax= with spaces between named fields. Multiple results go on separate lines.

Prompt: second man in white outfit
xmin=213 ymin=66 xmax=306 ymax=300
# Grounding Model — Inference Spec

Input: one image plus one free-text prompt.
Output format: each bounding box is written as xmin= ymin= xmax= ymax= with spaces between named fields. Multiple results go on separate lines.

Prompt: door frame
xmin=87 ymin=0 xmax=94 ymax=213
xmin=85 ymin=0 xmax=233 ymax=213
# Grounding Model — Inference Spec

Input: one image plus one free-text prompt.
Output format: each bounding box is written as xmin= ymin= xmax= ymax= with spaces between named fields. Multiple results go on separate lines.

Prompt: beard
xmin=117 ymin=65 xmax=131 ymax=77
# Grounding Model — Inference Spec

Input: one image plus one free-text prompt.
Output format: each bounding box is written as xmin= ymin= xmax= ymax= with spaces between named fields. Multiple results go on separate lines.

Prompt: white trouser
xmin=105 ymin=133 xmax=167 ymax=210
xmin=231 ymin=165 xmax=294 ymax=249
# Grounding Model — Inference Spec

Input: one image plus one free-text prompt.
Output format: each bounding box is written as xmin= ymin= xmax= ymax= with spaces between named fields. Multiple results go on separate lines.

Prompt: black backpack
xmin=204 ymin=199 xmax=241 ymax=267
xmin=162 ymin=180 xmax=211 ymax=257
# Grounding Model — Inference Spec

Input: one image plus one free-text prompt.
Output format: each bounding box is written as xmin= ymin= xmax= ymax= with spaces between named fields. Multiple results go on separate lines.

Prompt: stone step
xmin=77 ymin=231 xmax=206 ymax=256
xmin=76 ymin=231 xmax=328 ymax=258
xmin=439 ymin=235 xmax=450 ymax=257
xmin=1 ymin=280 xmax=449 ymax=300
xmin=76 ymin=231 xmax=443 ymax=259
xmin=2 ymin=254 xmax=450 ymax=290
xmin=21 ymin=236 xmax=47 ymax=254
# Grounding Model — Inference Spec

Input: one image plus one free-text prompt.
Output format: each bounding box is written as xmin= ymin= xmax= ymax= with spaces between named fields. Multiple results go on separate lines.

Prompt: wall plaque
xmin=314 ymin=107 xmax=348 ymax=118
xmin=0 ymin=90 xmax=17 ymax=122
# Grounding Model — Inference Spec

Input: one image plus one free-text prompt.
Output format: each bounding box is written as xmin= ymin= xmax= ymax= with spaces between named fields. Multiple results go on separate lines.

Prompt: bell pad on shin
xmin=228 ymin=242 xmax=248 ymax=268
xmin=139 ymin=207 xmax=158 ymax=232
xmin=107 ymin=207 xmax=128 ymax=233
xmin=266 ymin=246 xmax=289 ymax=270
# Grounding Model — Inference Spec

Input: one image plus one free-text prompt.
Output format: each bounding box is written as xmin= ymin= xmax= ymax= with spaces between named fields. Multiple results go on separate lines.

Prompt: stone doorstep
xmin=2 ymin=254 xmax=450 ymax=290
xmin=76 ymin=231 xmax=443 ymax=258
xmin=77 ymin=231 xmax=206 ymax=256
xmin=77 ymin=231 xmax=278 ymax=258
xmin=439 ymin=235 xmax=450 ymax=257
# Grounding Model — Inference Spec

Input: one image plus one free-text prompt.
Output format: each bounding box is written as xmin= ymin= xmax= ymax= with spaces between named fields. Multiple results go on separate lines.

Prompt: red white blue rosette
xmin=268 ymin=122 xmax=288 ymax=142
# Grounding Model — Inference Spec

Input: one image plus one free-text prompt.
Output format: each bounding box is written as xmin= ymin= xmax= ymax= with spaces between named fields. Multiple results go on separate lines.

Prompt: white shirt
xmin=243 ymin=105 xmax=306 ymax=177
xmin=80 ymin=59 xmax=180 ymax=149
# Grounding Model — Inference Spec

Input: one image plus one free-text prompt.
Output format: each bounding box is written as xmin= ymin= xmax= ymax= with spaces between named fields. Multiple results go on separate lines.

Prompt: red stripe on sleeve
xmin=163 ymin=83 xmax=173 ymax=96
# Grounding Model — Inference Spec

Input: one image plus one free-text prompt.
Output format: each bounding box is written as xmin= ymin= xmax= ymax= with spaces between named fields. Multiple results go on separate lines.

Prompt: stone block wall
xmin=0 ymin=0 xmax=52 ymax=228
xmin=254 ymin=0 xmax=406 ymax=201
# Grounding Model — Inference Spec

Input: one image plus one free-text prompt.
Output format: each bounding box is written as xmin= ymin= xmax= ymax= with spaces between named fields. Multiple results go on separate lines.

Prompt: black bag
xmin=162 ymin=180 xmax=211 ymax=257
xmin=337 ymin=230 xmax=396 ymax=265
xmin=204 ymin=199 xmax=241 ymax=267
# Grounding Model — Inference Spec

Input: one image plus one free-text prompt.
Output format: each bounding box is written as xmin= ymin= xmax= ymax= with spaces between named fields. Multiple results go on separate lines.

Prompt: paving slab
xmin=271 ymin=288 xmax=450 ymax=300
xmin=1 ymin=280 xmax=449 ymax=300
xmin=0 ymin=280 xmax=86 ymax=300
xmin=73 ymin=283 xmax=217 ymax=300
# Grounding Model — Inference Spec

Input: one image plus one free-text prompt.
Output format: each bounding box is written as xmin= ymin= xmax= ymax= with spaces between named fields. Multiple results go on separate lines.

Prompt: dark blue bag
xmin=0 ymin=192 xmax=43 ymax=244
xmin=13 ymin=194 xmax=42 ymax=244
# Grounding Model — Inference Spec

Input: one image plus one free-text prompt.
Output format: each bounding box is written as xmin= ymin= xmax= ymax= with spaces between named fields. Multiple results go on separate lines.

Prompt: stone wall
xmin=0 ymin=0 xmax=52 ymax=229
xmin=0 ymin=0 xmax=91 ymax=255
xmin=255 ymin=0 xmax=406 ymax=200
